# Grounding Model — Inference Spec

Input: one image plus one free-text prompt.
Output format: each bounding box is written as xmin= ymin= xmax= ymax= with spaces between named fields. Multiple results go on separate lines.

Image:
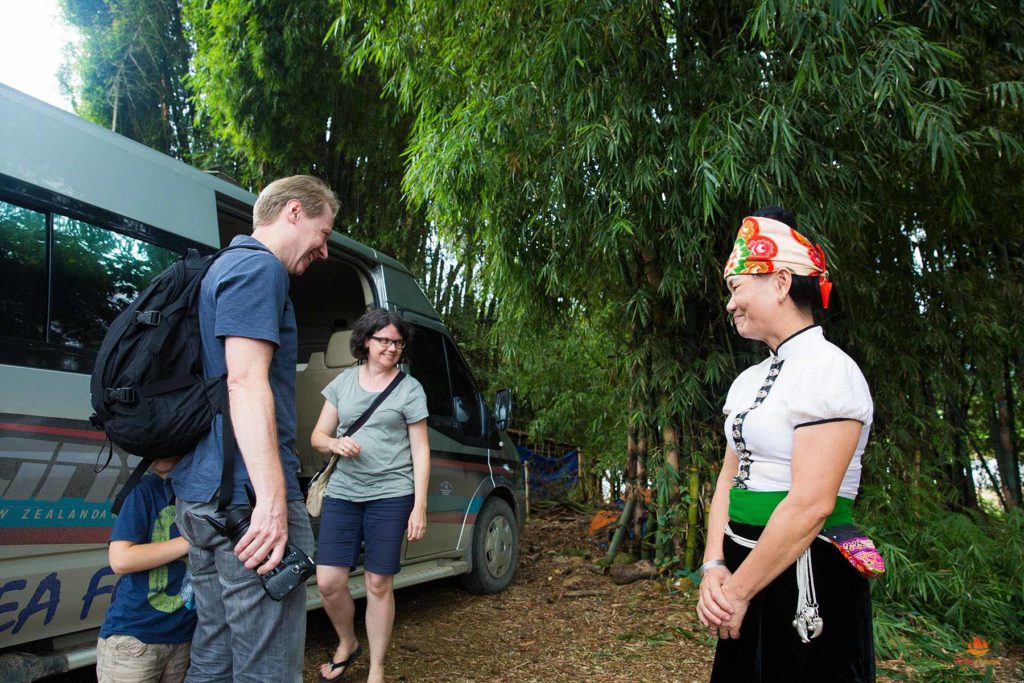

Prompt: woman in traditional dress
xmin=697 ymin=207 xmax=879 ymax=682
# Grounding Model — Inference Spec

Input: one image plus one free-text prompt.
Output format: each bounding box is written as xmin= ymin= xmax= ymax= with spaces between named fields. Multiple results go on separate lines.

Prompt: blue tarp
xmin=516 ymin=445 xmax=578 ymax=499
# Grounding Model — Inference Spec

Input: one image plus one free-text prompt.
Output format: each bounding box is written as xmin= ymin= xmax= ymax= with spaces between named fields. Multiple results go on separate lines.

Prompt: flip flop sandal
xmin=320 ymin=644 xmax=363 ymax=682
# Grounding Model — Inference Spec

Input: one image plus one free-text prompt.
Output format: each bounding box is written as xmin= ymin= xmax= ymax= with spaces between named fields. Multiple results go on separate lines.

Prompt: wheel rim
xmin=483 ymin=515 xmax=513 ymax=578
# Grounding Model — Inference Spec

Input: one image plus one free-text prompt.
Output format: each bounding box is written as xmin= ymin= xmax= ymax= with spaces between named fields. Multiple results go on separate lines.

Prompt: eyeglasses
xmin=371 ymin=336 xmax=406 ymax=350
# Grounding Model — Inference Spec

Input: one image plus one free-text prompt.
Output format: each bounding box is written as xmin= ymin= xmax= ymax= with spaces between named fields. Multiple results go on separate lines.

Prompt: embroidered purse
xmin=818 ymin=524 xmax=885 ymax=579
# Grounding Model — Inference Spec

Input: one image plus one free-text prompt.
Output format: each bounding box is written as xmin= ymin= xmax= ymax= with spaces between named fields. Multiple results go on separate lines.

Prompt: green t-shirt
xmin=322 ymin=367 xmax=429 ymax=502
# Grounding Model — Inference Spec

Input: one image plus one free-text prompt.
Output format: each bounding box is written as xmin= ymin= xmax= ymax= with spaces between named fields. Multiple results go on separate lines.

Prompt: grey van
xmin=0 ymin=84 xmax=524 ymax=680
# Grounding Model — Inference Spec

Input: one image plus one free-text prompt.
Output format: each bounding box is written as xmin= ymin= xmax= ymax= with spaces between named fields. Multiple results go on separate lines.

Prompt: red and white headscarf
xmin=723 ymin=216 xmax=832 ymax=308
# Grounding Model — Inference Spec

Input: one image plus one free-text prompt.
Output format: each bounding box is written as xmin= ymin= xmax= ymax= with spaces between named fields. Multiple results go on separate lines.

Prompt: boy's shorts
xmin=96 ymin=635 xmax=190 ymax=683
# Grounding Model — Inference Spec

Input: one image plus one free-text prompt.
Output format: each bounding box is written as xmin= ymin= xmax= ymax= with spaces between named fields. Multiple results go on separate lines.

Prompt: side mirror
xmin=493 ymin=388 xmax=512 ymax=432
xmin=454 ymin=396 xmax=470 ymax=424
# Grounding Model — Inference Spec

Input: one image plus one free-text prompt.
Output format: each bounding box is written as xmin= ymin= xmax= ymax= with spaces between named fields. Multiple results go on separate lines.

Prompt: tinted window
xmin=446 ymin=338 xmax=483 ymax=439
xmin=0 ymin=200 xmax=47 ymax=340
xmin=406 ymin=325 xmax=452 ymax=417
xmin=50 ymin=215 xmax=178 ymax=349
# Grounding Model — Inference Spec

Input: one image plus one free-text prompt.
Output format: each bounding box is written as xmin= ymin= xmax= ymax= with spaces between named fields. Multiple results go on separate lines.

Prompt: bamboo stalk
xmin=684 ymin=464 xmax=700 ymax=571
xmin=603 ymin=496 xmax=637 ymax=565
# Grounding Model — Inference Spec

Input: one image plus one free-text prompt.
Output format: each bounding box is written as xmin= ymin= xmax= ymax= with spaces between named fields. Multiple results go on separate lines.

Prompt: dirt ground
xmin=304 ymin=506 xmax=715 ymax=683
xmin=304 ymin=506 xmax=1024 ymax=683
xmin=44 ymin=506 xmax=1023 ymax=682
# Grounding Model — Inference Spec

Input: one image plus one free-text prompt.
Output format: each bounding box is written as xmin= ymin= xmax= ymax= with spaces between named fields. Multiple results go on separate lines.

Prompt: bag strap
xmin=112 ymin=458 xmax=151 ymax=516
xmin=310 ymin=370 xmax=406 ymax=483
xmin=342 ymin=370 xmax=406 ymax=438
xmin=210 ymin=243 xmax=274 ymax=513
xmin=218 ymin=382 xmax=237 ymax=512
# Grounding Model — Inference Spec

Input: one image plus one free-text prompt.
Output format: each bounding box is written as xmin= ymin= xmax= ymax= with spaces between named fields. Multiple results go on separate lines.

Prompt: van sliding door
xmin=402 ymin=316 xmax=489 ymax=560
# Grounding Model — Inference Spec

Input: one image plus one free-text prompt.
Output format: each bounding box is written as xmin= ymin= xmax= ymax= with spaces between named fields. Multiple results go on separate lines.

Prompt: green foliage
xmin=861 ymin=488 xmax=1024 ymax=672
xmin=335 ymin=0 xmax=1024 ymax=471
xmin=59 ymin=0 xmax=216 ymax=165
xmin=334 ymin=0 xmax=1024 ymax=657
xmin=183 ymin=0 xmax=433 ymax=271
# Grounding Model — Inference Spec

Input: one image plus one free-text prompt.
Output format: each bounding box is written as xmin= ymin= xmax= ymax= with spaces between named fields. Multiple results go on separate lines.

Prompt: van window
xmin=445 ymin=338 xmax=483 ymax=439
xmin=0 ymin=192 xmax=179 ymax=372
xmin=50 ymin=215 xmax=177 ymax=349
xmin=0 ymin=199 xmax=47 ymax=340
xmin=407 ymin=325 xmax=453 ymax=418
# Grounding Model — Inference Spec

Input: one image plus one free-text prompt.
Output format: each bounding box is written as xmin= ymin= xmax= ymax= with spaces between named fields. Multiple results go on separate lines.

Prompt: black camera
xmin=204 ymin=485 xmax=314 ymax=601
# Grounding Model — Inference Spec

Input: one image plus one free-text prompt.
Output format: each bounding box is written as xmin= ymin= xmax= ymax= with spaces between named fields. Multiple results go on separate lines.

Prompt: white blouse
xmin=722 ymin=325 xmax=873 ymax=500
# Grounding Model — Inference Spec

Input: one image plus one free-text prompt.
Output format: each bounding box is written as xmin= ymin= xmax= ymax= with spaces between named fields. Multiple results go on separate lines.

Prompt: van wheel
xmin=461 ymin=497 xmax=518 ymax=594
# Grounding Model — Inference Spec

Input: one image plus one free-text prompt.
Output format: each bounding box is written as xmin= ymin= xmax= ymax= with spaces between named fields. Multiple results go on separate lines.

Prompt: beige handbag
xmin=305 ymin=454 xmax=338 ymax=517
xmin=304 ymin=371 xmax=406 ymax=517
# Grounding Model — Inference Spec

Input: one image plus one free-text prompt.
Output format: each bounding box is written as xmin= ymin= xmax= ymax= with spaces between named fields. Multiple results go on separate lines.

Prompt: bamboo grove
xmin=59 ymin=0 xmax=1024 ymax=667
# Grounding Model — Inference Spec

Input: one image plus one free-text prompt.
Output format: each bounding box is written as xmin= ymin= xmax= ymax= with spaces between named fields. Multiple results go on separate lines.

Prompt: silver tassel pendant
xmin=792 ymin=605 xmax=823 ymax=643
xmin=793 ymin=547 xmax=824 ymax=643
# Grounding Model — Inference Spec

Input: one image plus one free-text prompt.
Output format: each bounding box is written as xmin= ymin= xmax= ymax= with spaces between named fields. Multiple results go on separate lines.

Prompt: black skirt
xmin=710 ymin=522 xmax=875 ymax=682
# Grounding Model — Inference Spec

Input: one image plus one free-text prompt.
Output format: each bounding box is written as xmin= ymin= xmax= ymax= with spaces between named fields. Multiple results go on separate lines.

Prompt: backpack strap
xmin=112 ymin=458 xmax=151 ymax=516
xmin=209 ymin=241 xmax=284 ymax=512
xmin=218 ymin=381 xmax=237 ymax=512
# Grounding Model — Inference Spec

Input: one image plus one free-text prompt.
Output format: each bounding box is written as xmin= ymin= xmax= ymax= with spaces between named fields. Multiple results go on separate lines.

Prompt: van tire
xmin=461 ymin=497 xmax=518 ymax=594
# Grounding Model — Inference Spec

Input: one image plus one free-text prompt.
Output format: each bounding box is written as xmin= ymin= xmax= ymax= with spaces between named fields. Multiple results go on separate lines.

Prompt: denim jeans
xmin=176 ymin=498 xmax=314 ymax=683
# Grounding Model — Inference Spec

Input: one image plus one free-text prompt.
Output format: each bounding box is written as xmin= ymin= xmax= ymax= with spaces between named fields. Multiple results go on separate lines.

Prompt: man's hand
xmin=234 ymin=497 xmax=289 ymax=574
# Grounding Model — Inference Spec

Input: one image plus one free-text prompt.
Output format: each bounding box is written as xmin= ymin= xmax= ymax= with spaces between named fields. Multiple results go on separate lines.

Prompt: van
xmin=0 ymin=84 xmax=524 ymax=681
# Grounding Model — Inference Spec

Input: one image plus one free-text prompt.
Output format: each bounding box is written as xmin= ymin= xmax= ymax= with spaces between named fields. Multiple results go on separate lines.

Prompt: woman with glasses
xmin=311 ymin=308 xmax=430 ymax=683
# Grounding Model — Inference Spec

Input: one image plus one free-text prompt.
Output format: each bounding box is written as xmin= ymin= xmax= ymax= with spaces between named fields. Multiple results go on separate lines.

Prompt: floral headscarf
xmin=723 ymin=216 xmax=832 ymax=308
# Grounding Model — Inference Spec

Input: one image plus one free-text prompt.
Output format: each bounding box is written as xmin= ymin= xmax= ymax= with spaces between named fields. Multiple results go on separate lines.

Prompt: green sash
xmin=729 ymin=488 xmax=854 ymax=527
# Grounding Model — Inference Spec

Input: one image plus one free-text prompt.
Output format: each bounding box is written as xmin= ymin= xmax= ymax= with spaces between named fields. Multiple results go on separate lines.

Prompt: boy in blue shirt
xmin=97 ymin=456 xmax=196 ymax=683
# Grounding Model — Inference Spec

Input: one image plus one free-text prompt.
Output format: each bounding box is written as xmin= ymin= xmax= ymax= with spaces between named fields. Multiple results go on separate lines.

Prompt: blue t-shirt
xmin=100 ymin=473 xmax=196 ymax=643
xmin=171 ymin=235 xmax=303 ymax=504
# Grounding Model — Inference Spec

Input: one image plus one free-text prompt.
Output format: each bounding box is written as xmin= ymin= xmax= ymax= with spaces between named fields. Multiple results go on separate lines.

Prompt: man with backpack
xmin=169 ymin=175 xmax=339 ymax=682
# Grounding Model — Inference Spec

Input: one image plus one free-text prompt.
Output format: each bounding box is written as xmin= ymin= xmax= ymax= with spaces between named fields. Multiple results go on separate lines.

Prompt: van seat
xmin=325 ymin=330 xmax=355 ymax=367
xmin=295 ymin=330 xmax=357 ymax=475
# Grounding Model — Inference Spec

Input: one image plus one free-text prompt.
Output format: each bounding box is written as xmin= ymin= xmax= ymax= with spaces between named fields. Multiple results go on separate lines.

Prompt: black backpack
xmin=90 ymin=244 xmax=261 ymax=513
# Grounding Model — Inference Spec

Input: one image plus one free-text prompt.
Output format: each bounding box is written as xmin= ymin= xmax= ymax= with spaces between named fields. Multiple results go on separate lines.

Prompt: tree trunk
xmin=992 ymin=365 xmax=1022 ymax=508
xmin=656 ymin=422 xmax=680 ymax=564
xmin=945 ymin=396 xmax=978 ymax=510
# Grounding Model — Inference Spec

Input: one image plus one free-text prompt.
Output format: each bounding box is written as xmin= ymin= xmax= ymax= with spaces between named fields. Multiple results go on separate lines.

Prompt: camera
xmin=204 ymin=485 xmax=315 ymax=601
